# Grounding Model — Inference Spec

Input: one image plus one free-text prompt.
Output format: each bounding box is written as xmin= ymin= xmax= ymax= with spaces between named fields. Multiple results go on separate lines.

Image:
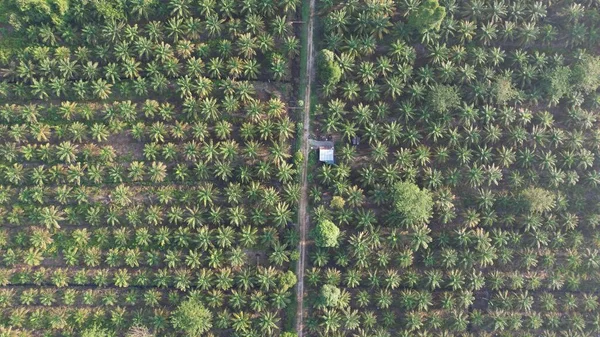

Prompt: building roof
xmin=319 ymin=146 xmax=334 ymax=164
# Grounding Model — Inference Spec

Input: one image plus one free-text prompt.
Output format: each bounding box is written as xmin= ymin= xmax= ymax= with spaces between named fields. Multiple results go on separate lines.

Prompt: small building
xmin=319 ymin=146 xmax=335 ymax=164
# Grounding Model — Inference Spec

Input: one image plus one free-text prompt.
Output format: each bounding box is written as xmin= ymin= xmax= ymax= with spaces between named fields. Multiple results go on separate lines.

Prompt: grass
xmin=283 ymin=261 xmax=299 ymax=333
xmin=307 ymin=150 xmax=317 ymax=184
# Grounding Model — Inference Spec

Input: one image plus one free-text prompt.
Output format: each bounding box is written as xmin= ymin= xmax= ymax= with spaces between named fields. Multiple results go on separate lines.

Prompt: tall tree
xmin=312 ymin=219 xmax=340 ymax=247
xmin=171 ymin=298 xmax=213 ymax=336
xmin=392 ymin=181 xmax=434 ymax=226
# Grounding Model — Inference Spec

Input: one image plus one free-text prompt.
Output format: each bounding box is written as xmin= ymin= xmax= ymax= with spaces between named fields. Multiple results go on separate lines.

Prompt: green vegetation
xmin=319 ymin=284 xmax=341 ymax=308
xmin=428 ymin=84 xmax=461 ymax=114
xmin=392 ymin=181 xmax=434 ymax=226
xmin=5 ymin=0 xmax=600 ymax=335
xmin=280 ymin=270 xmax=298 ymax=291
xmin=573 ymin=54 xmax=600 ymax=93
xmin=317 ymin=49 xmax=342 ymax=85
xmin=407 ymin=0 xmax=446 ymax=33
xmin=171 ymin=298 xmax=213 ymax=336
xmin=521 ymin=186 xmax=556 ymax=214
xmin=330 ymin=195 xmax=345 ymax=209
xmin=545 ymin=65 xmax=572 ymax=105
xmin=312 ymin=219 xmax=340 ymax=247
xmin=0 ymin=0 xmax=301 ymax=335
xmin=3 ymin=0 xmax=70 ymax=27
xmin=309 ymin=0 xmax=600 ymax=336
xmin=493 ymin=75 xmax=519 ymax=105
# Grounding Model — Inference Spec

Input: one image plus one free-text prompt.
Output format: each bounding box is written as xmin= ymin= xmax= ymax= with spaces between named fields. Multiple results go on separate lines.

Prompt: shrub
xmin=493 ymin=75 xmax=519 ymax=105
xmin=312 ymin=219 xmax=340 ymax=247
xmin=573 ymin=54 xmax=600 ymax=93
xmin=317 ymin=49 xmax=342 ymax=85
xmin=330 ymin=196 xmax=345 ymax=209
xmin=320 ymin=284 xmax=341 ymax=307
xmin=544 ymin=65 xmax=571 ymax=104
xmin=171 ymin=298 xmax=213 ymax=337
xmin=428 ymin=84 xmax=460 ymax=114
xmin=407 ymin=0 xmax=446 ymax=33
xmin=521 ymin=187 xmax=555 ymax=214
xmin=392 ymin=182 xmax=434 ymax=226
xmin=3 ymin=0 xmax=69 ymax=28
xmin=81 ymin=325 xmax=108 ymax=337
xmin=279 ymin=270 xmax=297 ymax=291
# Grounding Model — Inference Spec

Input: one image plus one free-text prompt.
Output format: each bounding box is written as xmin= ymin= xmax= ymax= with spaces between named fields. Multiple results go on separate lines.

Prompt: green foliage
xmin=81 ymin=325 xmax=109 ymax=337
xmin=294 ymin=150 xmax=304 ymax=167
xmin=4 ymin=0 xmax=69 ymax=28
xmin=126 ymin=325 xmax=154 ymax=337
xmin=545 ymin=65 xmax=571 ymax=104
xmin=0 ymin=30 xmax=27 ymax=62
xmin=493 ymin=75 xmax=518 ymax=105
xmin=89 ymin=0 xmax=126 ymax=20
xmin=428 ymin=84 xmax=460 ymax=113
xmin=392 ymin=182 xmax=434 ymax=226
xmin=572 ymin=54 xmax=600 ymax=93
xmin=320 ymin=284 xmax=341 ymax=307
xmin=407 ymin=0 xmax=446 ymax=33
xmin=171 ymin=298 xmax=213 ymax=337
xmin=330 ymin=196 xmax=345 ymax=209
xmin=281 ymin=333 xmax=298 ymax=337
xmin=279 ymin=270 xmax=297 ymax=291
xmin=312 ymin=219 xmax=340 ymax=247
xmin=317 ymin=49 xmax=342 ymax=85
xmin=0 ymin=0 xmax=303 ymax=335
xmin=520 ymin=187 xmax=555 ymax=214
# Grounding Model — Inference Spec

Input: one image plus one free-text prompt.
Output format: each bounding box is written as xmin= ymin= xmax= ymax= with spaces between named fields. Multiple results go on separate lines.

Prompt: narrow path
xmin=296 ymin=0 xmax=316 ymax=335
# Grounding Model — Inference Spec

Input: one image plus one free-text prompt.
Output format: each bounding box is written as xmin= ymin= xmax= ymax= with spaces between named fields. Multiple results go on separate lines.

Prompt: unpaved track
xmin=295 ymin=0 xmax=316 ymax=335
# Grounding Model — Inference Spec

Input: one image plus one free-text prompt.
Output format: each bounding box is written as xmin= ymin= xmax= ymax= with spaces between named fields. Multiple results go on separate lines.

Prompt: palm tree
xmin=269 ymin=243 xmax=290 ymax=266
xmin=169 ymin=0 xmax=191 ymax=17
xmin=30 ymin=78 xmax=49 ymax=100
xmin=258 ymin=311 xmax=279 ymax=335
xmin=91 ymin=79 xmax=112 ymax=100
xmin=228 ymin=206 xmax=246 ymax=227
xmin=231 ymin=311 xmax=251 ymax=333
xmin=237 ymin=33 xmax=258 ymax=59
xmin=320 ymin=308 xmax=342 ymax=334
xmin=270 ymin=141 xmax=291 ymax=167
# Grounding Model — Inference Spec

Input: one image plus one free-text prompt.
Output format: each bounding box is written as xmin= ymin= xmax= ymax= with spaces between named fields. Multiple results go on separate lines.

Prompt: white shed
xmin=319 ymin=146 xmax=334 ymax=164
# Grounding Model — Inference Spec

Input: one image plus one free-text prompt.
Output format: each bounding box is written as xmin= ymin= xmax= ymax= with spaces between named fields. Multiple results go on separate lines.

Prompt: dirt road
xmin=295 ymin=0 xmax=316 ymax=335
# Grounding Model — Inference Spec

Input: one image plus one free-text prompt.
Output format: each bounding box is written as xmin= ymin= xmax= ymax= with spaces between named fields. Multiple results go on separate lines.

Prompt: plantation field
xmin=305 ymin=0 xmax=600 ymax=336
xmin=4 ymin=0 xmax=600 ymax=336
xmin=0 ymin=0 xmax=301 ymax=336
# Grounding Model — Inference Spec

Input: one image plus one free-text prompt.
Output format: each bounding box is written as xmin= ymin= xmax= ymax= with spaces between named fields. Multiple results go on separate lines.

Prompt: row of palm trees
xmin=0 ymin=96 xmax=289 ymax=123
xmin=0 ymin=182 xmax=298 ymax=208
xmin=0 ymin=124 xmax=295 ymax=152
xmin=307 ymin=309 xmax=597 ymax=336
xmin=0 ymin=198 xmax=296 ymax=228
xmin=0 ymin=265 xmax=290 ymax=291
xmin=0 ymin=159 xmax=297 ymax=188
xmin=321 ymin=0 xmax=600 ymax=48
xmin=0 ymin=306 xmax=283 ymax=336
xmin=9 ymin=219 xmax=295 ymax=249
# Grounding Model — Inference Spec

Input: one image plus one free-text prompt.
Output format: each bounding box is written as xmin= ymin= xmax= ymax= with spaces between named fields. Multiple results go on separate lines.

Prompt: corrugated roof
xmin=319 ymin=147 xmax=334 ymax=164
